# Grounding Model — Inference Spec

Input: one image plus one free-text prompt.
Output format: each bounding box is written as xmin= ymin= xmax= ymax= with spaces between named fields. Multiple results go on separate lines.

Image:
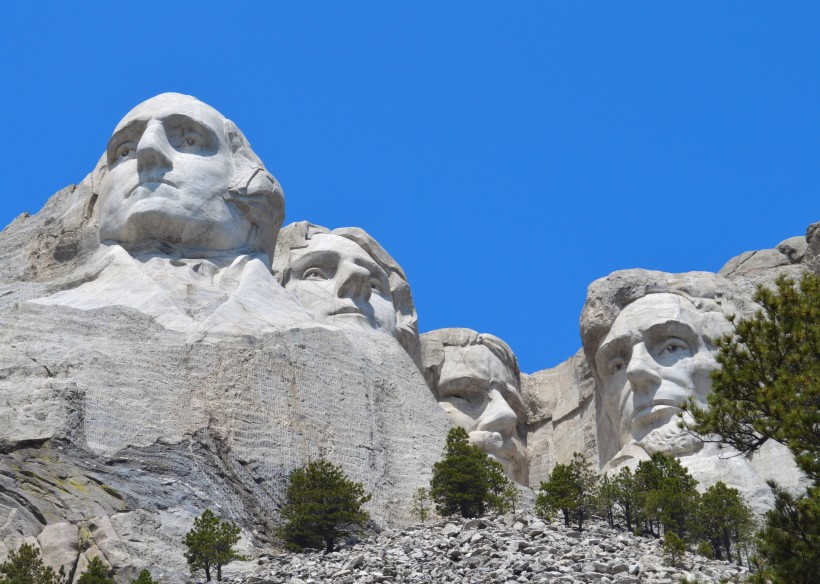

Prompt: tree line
xmin=1 ymin=274 xmax=816 ymax=583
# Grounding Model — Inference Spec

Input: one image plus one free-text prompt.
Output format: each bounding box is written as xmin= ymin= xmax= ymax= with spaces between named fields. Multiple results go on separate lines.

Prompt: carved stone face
xmin=98 ymin=93 xmax=251 ymax=253
xmin=283 ymin=233 xmax=398 ymax=335
xmin=436 ymin=343 xmax=526 ymax=481
xmin=595 ymin=293 xmax=721 ymax=451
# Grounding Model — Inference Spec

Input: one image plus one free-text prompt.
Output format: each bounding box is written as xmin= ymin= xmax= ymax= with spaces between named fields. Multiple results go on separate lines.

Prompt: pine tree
xmin=411 ymin=487 xmax=432 ymax=522
xmin=430 ymin=427 xmax=502 ymax=518
xmin=0 ymin=543 xmax=65 ymax=584
xmin=752 ymin=483 xmax=820 ymax=584
xmin=682 ymin=273 xmax=820 ymax=579
xmin=683 ymin=273 xmax=819 ymax=482
xmin=634 ymin=453 xmax=700 ymax=539
xmin=76 ymin=558 xmax=114 ymax=584
xmin=662 ymin=531 xmax=686 ymax=567
xmin=597 ymin=474 xmax=617 ymax=528
xmin=535 ymin=452 xmax=598 ymax=530
xmin=696 ymin=481 xmax=754 ymax=563
xmin=183 ymin=509 xmax=244 ymax=581
xmin=278 ymin=459 xmax=372 ymax=554
xmin=131 ymin=570 xmax=158 ymax=584
xmin=611 ymin=466 xmax=641 ymax=533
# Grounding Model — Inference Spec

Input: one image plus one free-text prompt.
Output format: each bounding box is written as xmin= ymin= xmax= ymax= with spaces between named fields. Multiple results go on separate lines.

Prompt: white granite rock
xmin=579 ymin=268 xmax=810 ymax=513
xmin=521 ymin=350 xmax=597 ymax=485
xmin=420 ymin=329 xmax=528 ymax=484
xmin=226 ymin=513 xmax=749 ymax=584
xmin=0 ymin=95 xmax=450 ymax=582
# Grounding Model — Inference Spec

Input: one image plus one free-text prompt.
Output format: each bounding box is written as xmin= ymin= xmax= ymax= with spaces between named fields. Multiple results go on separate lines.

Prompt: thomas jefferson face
xmin=98 ymin=93 xmax=252 ymax=253
xmin=595 ymin=293 xmax=719 ymax=450
xmin=436 ymin=343 xmax=526 ymax=481
xmin=283 ymin=233 xmax=397 ymax=335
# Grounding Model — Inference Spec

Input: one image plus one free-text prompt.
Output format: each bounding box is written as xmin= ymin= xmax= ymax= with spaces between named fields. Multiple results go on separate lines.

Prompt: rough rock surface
xmin=229 ymin=513 xmax=748 ymax=584
xmin=521 ymin=350 xmax=597 ymax=485
xmin=521 ymin=224 xmax=817 ymax=511
xmin=0 ymin=181 xmax=450 ymax=582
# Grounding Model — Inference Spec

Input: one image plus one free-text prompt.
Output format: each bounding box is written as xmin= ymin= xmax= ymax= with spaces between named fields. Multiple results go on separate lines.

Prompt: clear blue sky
xmin=1 ymin=2 xmax=817 ymax=373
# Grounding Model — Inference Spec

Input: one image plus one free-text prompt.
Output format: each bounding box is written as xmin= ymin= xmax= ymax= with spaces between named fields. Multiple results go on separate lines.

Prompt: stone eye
xmin=661 ymin=340 xmax=688 ymax=355
xmin=119 ymin=149 xmax=130 ymax=159
xmin=608 ymin=357 xmax=626 ymax=374
xmin=186 ymin=137 xmax=195 ymax=146
xmin=303 ymin=268 xmax=328 ymax=280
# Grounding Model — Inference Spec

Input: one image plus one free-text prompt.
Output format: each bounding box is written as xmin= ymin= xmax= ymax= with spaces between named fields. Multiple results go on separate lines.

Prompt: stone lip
xmin=227 ymin=513 xmax=748 ymax=584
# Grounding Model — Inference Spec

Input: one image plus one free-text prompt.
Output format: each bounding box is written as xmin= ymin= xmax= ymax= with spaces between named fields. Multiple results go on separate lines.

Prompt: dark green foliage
xmin=683 ymin=273 xmax=820 ymax=482
xmin=610 ymin=467 xmax=641 ymax=533
xmin=662 ymin=531 xmax=686 ymax=567
xmin=484 ymin=456 xmax=513 ymax=514
xmin=183 ymin=509 xmax=244 ymax=581
xmin=500 ymin=483 xmax=521 ymax=515
xmin=0 ymin=543 xmax=66 ymax=584
xmin=429 ymin=427 xmax=512 ymax=518
xmin=696 ymin=541 xmax=714 ymax=559
xmin=278 ymin=459 xmax=372 ymax=554
xmin=753 ymin=484 xmax=820 ymax=584
xmin=695 ymin=481 xmax=753 ymax=563
xmin=76 ymin=558 xmax=113 ymax=584
xmin=682 ymin=274 xmax=820 ymax=578
xmin=634 ymin=453 xmax=699 ymax=539
xmin=535 ymin=452 xmax=598 ymax=530
xmin=411 ymin=487 xmax=432 ymax=522
xmin=131 ymin=570 xmax=158 ymax=584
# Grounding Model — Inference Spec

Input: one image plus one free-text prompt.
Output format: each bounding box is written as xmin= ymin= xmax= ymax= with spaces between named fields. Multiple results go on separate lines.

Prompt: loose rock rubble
xmin=230 ymin=514 xmax=748 ymax=584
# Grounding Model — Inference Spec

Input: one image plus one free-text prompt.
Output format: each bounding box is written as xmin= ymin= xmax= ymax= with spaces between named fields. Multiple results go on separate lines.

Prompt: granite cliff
xmin=0 ymin=93 xmax=815 ymax=581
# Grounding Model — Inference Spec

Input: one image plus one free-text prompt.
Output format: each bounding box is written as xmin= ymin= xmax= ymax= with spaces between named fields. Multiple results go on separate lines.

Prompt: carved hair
xmin=579 ymin=269 xmax=753 ymax=384
xmin=272 ymin=221 xmax=420 ymax=363
xmin=223 ymin=119 xmax=284 ymax=262
xmin=419 ymin=327 xmax=525 ymax=422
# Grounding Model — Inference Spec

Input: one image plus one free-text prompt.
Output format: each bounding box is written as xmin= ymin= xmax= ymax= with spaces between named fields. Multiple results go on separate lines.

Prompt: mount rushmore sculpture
xmin=0 ymin=93 xmax=816 ymax=580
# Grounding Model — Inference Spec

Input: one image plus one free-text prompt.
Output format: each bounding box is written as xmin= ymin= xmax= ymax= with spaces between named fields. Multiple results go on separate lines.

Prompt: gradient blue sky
xmin=1 ymin=2 xmax=817 ymax=373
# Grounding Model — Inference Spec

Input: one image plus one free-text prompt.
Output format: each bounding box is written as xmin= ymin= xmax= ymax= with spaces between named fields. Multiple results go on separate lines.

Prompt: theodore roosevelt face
xmin=98 ymin=93 xmax=252 ymax=254
xmin=595 ymin=293 xmax=719 ymax=449
xmin=436 ymin=342 xmax=526 ymax=482
xmin=282 ymin=233 xmax=398 ymax=335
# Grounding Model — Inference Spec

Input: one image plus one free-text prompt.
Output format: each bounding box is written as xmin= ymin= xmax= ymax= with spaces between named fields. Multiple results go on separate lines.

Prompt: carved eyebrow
xmin=643 ymin=321 xmax=698 ymax=345
xmin=437 ymin=376 xmax=488 ymax=399
xmin=596 ymin=334 xmax=633 ymax=362
xmin=290 ymin=249 xmax=340 ymax=274
xmin=352 ymin=256 xmax=387 ymax=280
xmin=163 ymin=114 xmax=219 ymax=146
xmin=106 ymin=120 xmax=147 ymax=163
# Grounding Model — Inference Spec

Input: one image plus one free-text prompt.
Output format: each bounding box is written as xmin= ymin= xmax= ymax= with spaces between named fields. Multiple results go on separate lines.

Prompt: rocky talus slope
xmin=231 ymin=514 xmax=748 ymax=584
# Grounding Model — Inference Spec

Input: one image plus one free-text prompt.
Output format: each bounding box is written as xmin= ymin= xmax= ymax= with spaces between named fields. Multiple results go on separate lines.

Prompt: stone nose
xmin=476 ymin=389 xmax=517 ymax=436
xmin=625 ymin=343 xmax=662 ymax=392
xmin=336 ymin=261 xmax=371 ymax=302
xmin=136 ymin=119 xmax=174 ymax=173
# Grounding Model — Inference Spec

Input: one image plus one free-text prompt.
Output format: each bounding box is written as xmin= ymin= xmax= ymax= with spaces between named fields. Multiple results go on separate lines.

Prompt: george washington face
xmin=98 ymin=93 xmax=253 ymax=254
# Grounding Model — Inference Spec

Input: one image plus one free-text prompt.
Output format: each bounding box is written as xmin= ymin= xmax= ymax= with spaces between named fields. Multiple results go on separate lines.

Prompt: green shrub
xmin=0 ymin=543 xmax=65 ymax=584
xmin=278 ymin=459 xmax=371 ymax=554
xmin=183 ymin=509 xmax=244 ymax=581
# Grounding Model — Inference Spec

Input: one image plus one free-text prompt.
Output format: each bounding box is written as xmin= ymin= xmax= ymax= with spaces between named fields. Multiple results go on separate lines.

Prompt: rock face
xmin=0 ymin=91 xmax=816 ymax=581
xmin=0 ymin=94 xmax=450 ymax=582
xmin=420 ymin=329 xmax=528 ymax=485
xmin=521 ymin=225 xmax=817 ymax=509
xmin=521 ymin=350 xmax=596 ymax=486
xmin=230 ymin=513 xmax=748 ymax=584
